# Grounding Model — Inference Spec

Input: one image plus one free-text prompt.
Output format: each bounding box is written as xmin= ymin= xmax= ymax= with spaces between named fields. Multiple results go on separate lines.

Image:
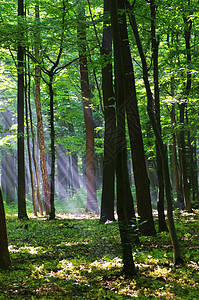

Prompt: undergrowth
xmin=0 ymin=210 xmax=198 ymax=299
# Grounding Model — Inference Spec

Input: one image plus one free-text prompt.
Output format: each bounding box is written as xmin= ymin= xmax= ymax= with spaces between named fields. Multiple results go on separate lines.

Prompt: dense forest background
xmin=0 ymin=0 xmax=198 ymax=213
xmin=0 ymin=0 xmax=198 ymax=284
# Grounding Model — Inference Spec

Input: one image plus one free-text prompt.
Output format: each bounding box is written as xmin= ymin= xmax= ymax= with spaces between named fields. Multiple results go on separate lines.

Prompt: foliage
xmin=0 ymin=210 xmax=198 ymax=299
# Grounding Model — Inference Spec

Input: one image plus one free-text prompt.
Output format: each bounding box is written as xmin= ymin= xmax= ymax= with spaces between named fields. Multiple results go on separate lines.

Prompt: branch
xmin=87 ymin=0 xmax=101 ymax=48
xmin=54 ymin=57 xmax=79 ymax=74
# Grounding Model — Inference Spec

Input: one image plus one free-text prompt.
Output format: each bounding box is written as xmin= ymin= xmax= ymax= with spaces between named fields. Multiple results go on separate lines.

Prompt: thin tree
xmin=0 ymin=187 xmax=11 ymax=269
xmin=109 ymin=0 xmax=136 ymax=276
xmin=150 ymin=0 xmax=167 ymax=231
xmin=77 ymin=4 xmax=99 ymax=212
xmin=17 ymin=0 xmax=28 ymax=219
xmin=34 ymin=1 xmax=51 ymax=214
xmin=127 ymin=1 xmax=184 ymax=264
xmin=119 ymin=0 xmax=156 ymax=235
xmin=100 ymin=0 xmax=116 ymax=222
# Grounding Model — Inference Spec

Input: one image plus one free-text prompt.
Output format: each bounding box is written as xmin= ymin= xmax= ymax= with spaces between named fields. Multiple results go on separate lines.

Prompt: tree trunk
xmin=179 ymin=103 xmax=192 ymax=212
xmin=0 ymin=187 xmax=11 ymax=269
xmin=150 ymin=0 xmax=167 ymax=232
xmin=48 ymin=77 xmax=56 ymax=220
xmin=28 ymin=74 xmax=43 ymax=215
xmin=77 ymin=6 xmax=99 ymax=212
xmin=192 ymin=140 xmax=199 ymax=207
xmin=109 ymin=0 xmax=136 ymax=276
xmin=128 ymin=5 xmax=183 ymax=264
xmin=35 ymin=2 xmax=51 ymax=214
xmin=17 ymin=0 xmax=28 ymax=219
xmin=100 ymin=0 xmax=116 ymax=223
xmin=25 ymin=65 xmax=37 ymax=216
xmin=119 ymin=0 xmax=156 ymax=235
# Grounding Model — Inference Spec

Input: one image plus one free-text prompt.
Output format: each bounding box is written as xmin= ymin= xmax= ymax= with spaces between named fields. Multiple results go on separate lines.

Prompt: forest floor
xmin=0 ymin=209 xmax=199 ymax=299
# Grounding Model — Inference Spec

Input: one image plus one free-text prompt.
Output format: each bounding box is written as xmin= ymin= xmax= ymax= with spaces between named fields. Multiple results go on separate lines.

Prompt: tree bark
xmin=150 ymin=0 xmax=167 ymax=232
xmin=0 ymin=187 xmax=11 ymax=269
xmin=100 ymin=0 xmax=116 ymax=223
xmin=128 ymin=4 xmax=183 ymax=264
xmin=25 ymin=65 xmax=37 ymax=216
xmin=119 ymin=0 xmax=156 ymax=235
xmin=28 ymin=72 xmax=43 ymax=215
xmin=109 ymin=0 xmax=136 ymax=276
xmin=48 ymin=76 xmax=56 ymax=220
xmin=17 ymin=0 xmax=28 ymax=219
xmin=179 ymin=103 xmax=192 ymax=212
xmin=35 ymin=2 xmax=51 ymax=214
xmin=77 ymin=6 xmax=99 ymax=212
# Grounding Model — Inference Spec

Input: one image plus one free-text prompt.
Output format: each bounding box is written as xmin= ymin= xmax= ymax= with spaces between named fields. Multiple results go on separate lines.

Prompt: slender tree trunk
xmin=0 ymin=187 xmax=11 ymax=269
xmin=192 ymin=140 xmax=199 ymax=206
xmin=179 ymin=103 xmax=192 ymax=212
xmin=150 ymin=0 xmax=167 ymax=232
xmin=48 ymin=77 xmax=56 ymax=219
xmin=28 ymin=78 xmax=43 ymax=215
xmin=25 ymin=63 xmax=37 ymax=216
xmin=128 ymin=5 xmax=183 ymax=264
xmin=35 ymin=2 xmax=51 ymax=214
xmin=119 ymin=0 xmax=156 ymax=235
xmin=109 ymin=0 xmax=136 ymax=276
xmin=77 ymin=6 xmax=98 ymax=212
xmin=100 ymin=0 xmax=116 ymax=223
xmin=17 ymin=0 xmax=28 ymax=219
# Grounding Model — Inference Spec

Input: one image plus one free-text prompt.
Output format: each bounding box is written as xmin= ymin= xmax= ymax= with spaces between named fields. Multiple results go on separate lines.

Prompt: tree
xmin=119 ymin=0 xmax=156 ymax=235
xmin=150 ymin=0 xmax=167 ymax=232
xmin=17 ymin=0 xmax=28 ymax=219
xmin=127 ymin=1 xmax=184 ymax=265
xmin=100 ymin=0 xmax=116 ymax=223
xmin=0 ymin=187 xmax=11 ymax=269
xmin=34 ymin=1 xmax=51 ymax=214
xmin=77 ymin=4 xmax=99 ymax=212
xmin=109 ymin=0 xmax=136 ymax=276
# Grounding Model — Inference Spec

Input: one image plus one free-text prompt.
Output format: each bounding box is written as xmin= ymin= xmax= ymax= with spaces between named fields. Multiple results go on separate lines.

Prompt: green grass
xmin=0 ymin=209 xmax=199 ymax=299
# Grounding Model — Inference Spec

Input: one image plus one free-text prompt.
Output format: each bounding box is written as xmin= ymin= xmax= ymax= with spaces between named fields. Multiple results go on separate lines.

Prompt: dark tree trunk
xmin=119 ymin=0 xmax=156 ymax=235
xmin=17 ymin=0 xmax=28 ymax=219
xmin=25 ymin=66 xmax=37 ymax=216
xmin=77 ymin=6 xmax=99 ymax=212
xmin=0 ymin=187 xmax=11 ymax=269
xmin=128 ymin=5 xmax=183 ymax=264
xmin=100 ymin=0 xmax=116 ymax=223
xmin=179 ymin=103 xmax=192 ymax=212
xmin=109 ymin=0 xmax=136 ymax=276
xmin=49 ymin=77 xmax=56 ymax=220
xmin=150 ymin=0 xmax=167 ymax=232
xmin=192 ymin=140 xmax=199 ymax=207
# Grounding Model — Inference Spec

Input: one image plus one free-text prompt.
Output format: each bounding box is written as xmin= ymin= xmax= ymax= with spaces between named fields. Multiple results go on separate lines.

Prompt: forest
xmin=0 ymin=0 xmax=198 ymax=298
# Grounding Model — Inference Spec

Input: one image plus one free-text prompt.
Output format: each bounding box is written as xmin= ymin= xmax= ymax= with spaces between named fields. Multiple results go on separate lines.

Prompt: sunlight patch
xmin=90 ymin=257 xmax=123 ymax=270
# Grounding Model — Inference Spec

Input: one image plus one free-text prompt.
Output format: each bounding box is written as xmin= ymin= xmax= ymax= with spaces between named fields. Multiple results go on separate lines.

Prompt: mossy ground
xmin=0 ymin=209 xmax=198 ymax=299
